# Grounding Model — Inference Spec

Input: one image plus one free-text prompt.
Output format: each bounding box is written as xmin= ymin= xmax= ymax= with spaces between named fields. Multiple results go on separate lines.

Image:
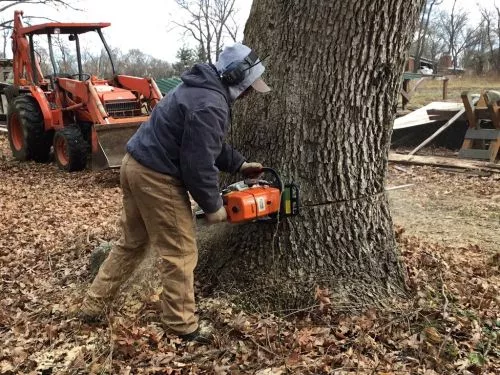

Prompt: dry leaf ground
xmin=0 ymin=134 xmax=498 ymax=374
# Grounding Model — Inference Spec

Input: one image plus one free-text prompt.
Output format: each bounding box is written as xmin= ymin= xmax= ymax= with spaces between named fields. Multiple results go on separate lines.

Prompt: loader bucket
xmin=92 ymin=122 xmax=142 ymax=170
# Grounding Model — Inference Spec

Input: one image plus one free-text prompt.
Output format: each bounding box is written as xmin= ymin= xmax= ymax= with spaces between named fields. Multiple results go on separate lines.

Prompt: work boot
xmin=76 ymin=295 xmax=109 ymax=324
xmin=177 ymin=320 xmax=214 ymax=344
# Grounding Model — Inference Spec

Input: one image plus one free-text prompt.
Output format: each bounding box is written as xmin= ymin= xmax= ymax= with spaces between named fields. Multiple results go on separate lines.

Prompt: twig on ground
xmin=440 ymin=273 xmax=449 ymax=319
xmin=386 ymin=184 xmax=415 ymax=191
xmin=372 ymin=308 xmax=422 ymax=334
xmin=245 ymin=333 xmax=277 ymax=357
xmin=101 ymin=315 xmax=114 ymax=375
xmin=282 ymin=304 xmax=321 ymax=319
xmin=86 ymin=229 xmax=92 ymax=245
xmin=393 ymin=165 xmax=413 ymax=174
xmin=266 ymin=326 xmax=273 ymax=353
xmin=437 ymin=273 xmax=451 ymax=358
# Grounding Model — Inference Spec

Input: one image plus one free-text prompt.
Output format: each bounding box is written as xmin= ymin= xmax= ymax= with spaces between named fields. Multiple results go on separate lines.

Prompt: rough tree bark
xmin=198 ymin=0 xmax=424 ymax=311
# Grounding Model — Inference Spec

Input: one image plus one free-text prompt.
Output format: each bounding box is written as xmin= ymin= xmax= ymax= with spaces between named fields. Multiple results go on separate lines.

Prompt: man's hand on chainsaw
xmin=205 ymin=206 xmax=228 ymax=224
xmin=239 ymin=162 xmax=263 ymax=178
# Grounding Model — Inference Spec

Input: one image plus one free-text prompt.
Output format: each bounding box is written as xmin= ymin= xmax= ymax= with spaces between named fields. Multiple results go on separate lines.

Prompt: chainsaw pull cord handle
xmin=260 ymin=167 xmax=284 ymax=193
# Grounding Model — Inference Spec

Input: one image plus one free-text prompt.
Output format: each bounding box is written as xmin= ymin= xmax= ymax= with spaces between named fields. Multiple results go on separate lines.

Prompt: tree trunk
xmin=496 ymin=6 xmax=500 ymax=73
xmin=413 ymin=2 xmax=427 ymax=72
xmin=198 ymin=0 xmax=424 ymax=311
xmin=417 ymin=1 xmax=438 ymax=72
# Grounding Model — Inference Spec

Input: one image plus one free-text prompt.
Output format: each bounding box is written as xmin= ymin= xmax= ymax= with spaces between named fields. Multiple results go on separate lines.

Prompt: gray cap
xmin=215 ymin=43 xmax=271 ymax=100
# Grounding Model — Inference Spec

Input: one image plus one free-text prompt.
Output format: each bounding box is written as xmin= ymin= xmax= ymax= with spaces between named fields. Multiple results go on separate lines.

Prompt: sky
xmin=2 ymin=0 xmax=492 ymax=63
xmin=6 ymin=0 xmax=253 ymax=61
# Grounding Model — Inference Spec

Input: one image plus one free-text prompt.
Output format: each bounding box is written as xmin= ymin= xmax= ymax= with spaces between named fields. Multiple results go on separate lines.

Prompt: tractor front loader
xmin=7 ymin=11 xmax=162 ymax=171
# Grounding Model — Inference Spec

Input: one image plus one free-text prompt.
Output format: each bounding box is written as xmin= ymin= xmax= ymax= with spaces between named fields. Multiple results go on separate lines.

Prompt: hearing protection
xmin=220 ymin=50 xmax=259 ymax=86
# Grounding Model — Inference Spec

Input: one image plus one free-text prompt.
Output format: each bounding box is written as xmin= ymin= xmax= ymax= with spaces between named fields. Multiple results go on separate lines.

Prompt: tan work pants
xmin=86 ymin=153 xmax=198 ymax=334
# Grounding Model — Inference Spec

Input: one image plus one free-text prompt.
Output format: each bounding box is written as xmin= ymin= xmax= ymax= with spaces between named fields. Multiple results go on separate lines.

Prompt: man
xmin=79 ymin=43 xmax=271 ymax=343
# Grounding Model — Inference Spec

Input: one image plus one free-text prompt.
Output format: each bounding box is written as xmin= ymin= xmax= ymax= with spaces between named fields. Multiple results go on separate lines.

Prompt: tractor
xmin=6 ymin=10 xmax=162 ymax=171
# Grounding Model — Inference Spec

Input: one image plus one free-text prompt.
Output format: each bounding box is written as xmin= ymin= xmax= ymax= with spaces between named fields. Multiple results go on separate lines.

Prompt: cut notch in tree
xmin=197 ymin=0 xmax=426 ymax=312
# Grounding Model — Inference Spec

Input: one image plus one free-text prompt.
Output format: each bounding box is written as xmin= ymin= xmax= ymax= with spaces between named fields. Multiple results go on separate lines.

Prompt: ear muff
xmin=220 ymin=50 xmax=259 ymax=86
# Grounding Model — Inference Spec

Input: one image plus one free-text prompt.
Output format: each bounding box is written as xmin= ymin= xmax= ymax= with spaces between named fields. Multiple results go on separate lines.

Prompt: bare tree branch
xmin=0 ymin=0 xmax=77 ymax=15
xmin=172 ymin=0 xmax=239 ymax=63
xmin=1 ymin=15 xmax=60 ymax=28
xmin=437 ymin=0 xmax=481 ymax=69
xmin=414 ymin=0 xmax=443 ymax=72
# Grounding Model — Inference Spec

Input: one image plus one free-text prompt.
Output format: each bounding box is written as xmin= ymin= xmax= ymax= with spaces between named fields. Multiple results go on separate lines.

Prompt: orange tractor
xmin=6 ymin=11 xmax=162 ymax=171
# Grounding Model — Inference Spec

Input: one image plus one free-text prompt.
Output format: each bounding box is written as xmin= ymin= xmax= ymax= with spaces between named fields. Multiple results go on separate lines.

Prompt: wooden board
xmin=464 ymin=129 xmax=499 ymax=140
xmin=393 ymin=102 xmax=463 ymax=130
xmin=458 ymin=149 xmax=492 ymax=160
xmin=389 ymin=152 xmax=500 ymax=173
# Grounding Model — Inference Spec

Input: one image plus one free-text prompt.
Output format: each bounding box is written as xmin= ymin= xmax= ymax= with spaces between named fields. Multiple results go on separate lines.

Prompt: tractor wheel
xmin=7 ymin=95 xmax=52 ymax=162
xmin=53 ymin=127 xmax=89 ymax=172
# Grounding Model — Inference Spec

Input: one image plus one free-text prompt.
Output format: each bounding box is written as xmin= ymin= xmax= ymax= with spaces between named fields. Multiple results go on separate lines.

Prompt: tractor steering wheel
xmin=71 ymin=73 xmax=91 ymax=81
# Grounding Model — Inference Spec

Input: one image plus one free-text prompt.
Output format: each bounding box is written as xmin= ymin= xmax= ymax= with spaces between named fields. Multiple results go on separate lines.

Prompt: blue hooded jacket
xmin=126 ymin=63 xmax=245 ymax=214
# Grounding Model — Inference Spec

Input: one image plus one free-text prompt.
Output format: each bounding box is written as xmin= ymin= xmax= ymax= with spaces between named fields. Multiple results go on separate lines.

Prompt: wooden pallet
xmin=460 ymin=91 xmax=500 ymax=163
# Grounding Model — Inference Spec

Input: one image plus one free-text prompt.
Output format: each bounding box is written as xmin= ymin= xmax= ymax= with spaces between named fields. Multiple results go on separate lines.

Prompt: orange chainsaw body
xmin=223 ymin=186 xmax=281 ymax=224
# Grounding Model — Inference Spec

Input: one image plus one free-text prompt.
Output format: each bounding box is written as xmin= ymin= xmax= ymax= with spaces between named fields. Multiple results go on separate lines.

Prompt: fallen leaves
xmin=314 ymin=286 xmax=332 ymax=311
xmin=423 ymin=327 xmax=442 ymax=345
xmin=0 ymin=134 xmax=499 ymax=374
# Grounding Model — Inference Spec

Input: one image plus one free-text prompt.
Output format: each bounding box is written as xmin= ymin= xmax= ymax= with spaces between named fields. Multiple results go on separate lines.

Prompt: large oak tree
xmin=198 ymin=0 xmax=425 ymax=310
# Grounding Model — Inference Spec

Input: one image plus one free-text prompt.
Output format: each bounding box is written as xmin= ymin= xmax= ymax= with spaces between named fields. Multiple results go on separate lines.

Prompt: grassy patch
xmin=404 ymin=74 xmax=500 ymax=110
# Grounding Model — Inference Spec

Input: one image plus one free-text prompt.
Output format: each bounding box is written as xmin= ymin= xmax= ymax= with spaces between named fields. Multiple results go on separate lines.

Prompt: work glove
xmin=205 ymin=206 xmax=228 ymax=224
xmin=239 ymin=162 xmax=263 ymax=178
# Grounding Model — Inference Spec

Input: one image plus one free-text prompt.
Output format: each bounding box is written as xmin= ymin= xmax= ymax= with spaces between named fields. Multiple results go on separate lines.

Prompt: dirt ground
xmin=387 ymin=164 xmax=500 ymax=254
xmin=0 ymin=134 xmax=498 ymax=374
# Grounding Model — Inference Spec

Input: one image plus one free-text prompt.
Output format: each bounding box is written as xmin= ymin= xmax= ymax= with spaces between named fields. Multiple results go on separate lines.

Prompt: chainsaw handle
xmin=260 ymin=167 xmax=284 ymax=193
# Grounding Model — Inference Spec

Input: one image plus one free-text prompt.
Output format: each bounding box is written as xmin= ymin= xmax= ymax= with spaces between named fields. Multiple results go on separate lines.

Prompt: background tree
xmin=413 ymin=0 xmax=443 ymax=72
xmin=462 ymin=17 xmax=494 ymax=74
xmin=172 ymin=46 xmax=197 ymax=75
xmin=147 ymin=56 xmax=175 ymax=79
xmin=0 ymin=0 xmax=73 ymax=15
xmin=438 ymin=0 xmax=480 ymax=70
xmin=119 ymin=49 xmax=151 ymax=77
xmin=82 ymin=47 xmax=122 ymax=78
xmin=68 ymin=46 xmax=173 ymax=79
xmin=423 ymin=22 xmax=447 ymax=62
xmin=493 ymin=4 xmax=500 ymax=73
xmin=52 ymin=34 xmax=76 ymax=73
xmin=1 ymin=19 xmax=10 ymax=57
xmin=479 ymin=8 xmax=498 ymax=73
xmin=0 ymin=0 xmax=76 ymax=60
xmin=172 ymin=0 xmax=239 ymax=64
xmin=82 ymin=47 xmax=109 ymax=77
xmin=31 ymin=42 xmax=51 ymax=73
xmin=198 ymin=0 xmax=425 ymax=310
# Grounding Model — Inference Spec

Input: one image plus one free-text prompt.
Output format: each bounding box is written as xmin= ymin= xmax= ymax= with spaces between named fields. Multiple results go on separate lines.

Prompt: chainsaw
xmin=196 ymin=167 xmax=299 ymax=224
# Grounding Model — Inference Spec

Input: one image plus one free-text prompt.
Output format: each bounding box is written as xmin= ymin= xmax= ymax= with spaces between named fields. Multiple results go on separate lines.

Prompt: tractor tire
xmin=7 ymin=95 xmax=52 ymax=162
xmin=53 ymin=127 xmax=89 ymax=172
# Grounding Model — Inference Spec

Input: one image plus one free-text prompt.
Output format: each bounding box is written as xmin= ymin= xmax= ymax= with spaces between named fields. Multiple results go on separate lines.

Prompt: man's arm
xmin=179 ymin=106 xmax=227 ymax=214
xmin=215 ymin=143 xmax=245 ymax=174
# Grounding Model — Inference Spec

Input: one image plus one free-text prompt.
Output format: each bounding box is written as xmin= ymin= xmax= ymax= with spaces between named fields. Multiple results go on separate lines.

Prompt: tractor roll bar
xmin=28 ymin=34 xmax=38 ymax=84
xmin=74 ymin=33 xmax=83 ymax=81
xmin=97 ymin=28 xmax=116 ymax=76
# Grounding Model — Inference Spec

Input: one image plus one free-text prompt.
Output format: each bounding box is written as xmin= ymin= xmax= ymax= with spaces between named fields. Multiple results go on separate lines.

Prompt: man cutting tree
xmin=79 ymin=43 xmax=271 ymax=343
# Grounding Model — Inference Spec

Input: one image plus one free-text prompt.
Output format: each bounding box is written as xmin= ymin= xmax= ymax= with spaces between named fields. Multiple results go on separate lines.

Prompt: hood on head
xmin=215 ymin=43 xmax=271 ymax=101
xmin=181 ymin=64 xmax=229 ymax=102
